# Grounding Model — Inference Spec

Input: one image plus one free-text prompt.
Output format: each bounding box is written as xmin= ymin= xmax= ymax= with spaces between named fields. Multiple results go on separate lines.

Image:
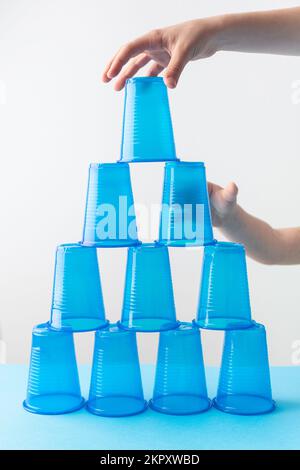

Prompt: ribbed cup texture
xmin=195 ymin=242 xmax=253 ymax=330
xmin=87 ymin=324 xmax=147 ymax=417
xmin=82 ymin=163 xmax=139 ymax=247
xmin=214 ymin=323 xmax=275 ymax=415
xmin=23 ymin=323 xmax=84 ymax=415
xmin=50 ymin=244 xmax=107 ymax=332
xmin=150 ymin=323 xmax=211 ymax=415
xmin=120 ymin=243 xmax=178 ymax=332
xmin=120 ymin=77 xmax=177 ymax=162
xmin=159 ymin=162 xmax=214 ymax=246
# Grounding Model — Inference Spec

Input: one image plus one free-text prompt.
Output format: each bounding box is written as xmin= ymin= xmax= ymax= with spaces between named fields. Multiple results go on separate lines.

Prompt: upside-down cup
xmin=213 ymin=323 xmax=275 ymax=415
xmin=194 ymin=242 xmax=254 ymax=330
xmin=23 ymin=323 xmax=85 ymax=415
xmin=149 ymin=323 xmax=211 ymax=415
xmin=86 ymin=324 xmax=147 ymax=417
xmin=119 ymin=77 xmax=178 ymax=163
xmin=159 ymin=162 xmax=214 ymax=246
xmin=81 ymin=163 xmax=139 ymax=247
xmin=49 ymin=243 xmax=107 ymax=332
xmin=119 ymin=243 xmax=178 ymax=332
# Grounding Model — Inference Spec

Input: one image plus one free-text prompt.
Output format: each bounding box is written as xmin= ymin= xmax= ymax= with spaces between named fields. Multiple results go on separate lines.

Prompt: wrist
xmin=206 ymin=14 xmax=235 ymax=52
xmin=213 ymin=13 xmax=241 ymax=52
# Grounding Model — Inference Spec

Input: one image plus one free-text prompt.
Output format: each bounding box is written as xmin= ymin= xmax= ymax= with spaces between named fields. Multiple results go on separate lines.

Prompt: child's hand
xmin=102 ymin=18 xmax=223 ymax=90
xmin=103 ymin=8 xmax=300 ymax=91
xmin=208 ymin=181 xmax=238 ymax=227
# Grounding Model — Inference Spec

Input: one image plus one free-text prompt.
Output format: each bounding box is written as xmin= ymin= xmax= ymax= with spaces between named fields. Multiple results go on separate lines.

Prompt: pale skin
xmin=103 ymin=7 xmax=300 ymax=265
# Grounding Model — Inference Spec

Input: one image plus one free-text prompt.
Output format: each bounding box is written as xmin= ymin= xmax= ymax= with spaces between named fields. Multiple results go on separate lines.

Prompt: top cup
xmin=119 ymin=77 xmax=178 ymax=163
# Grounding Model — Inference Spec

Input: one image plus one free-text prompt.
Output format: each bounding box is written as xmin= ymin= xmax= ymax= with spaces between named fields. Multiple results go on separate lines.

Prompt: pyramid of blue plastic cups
xmin=149 ymin=322 xmax=211 ymax=415
xmin=194 ymin=241 xmax=254 ymax=330
xmin=159 ymin=162 xmax=214 ymax=246
xmin=213 ymin=323 xmax=275 ymax=415
xmin=49 ymin=243 xmax=107 ymax=332
xmin=119 ymin=77 xmax=178 ymax=163
xmin=87 ymin=324 xmax=147 ymax=417
xmin=81 ymin=162 xmax=139 ymax=247
xmin=119 ymin=243 xmax=178 ymax=332
xmin=23 ymin=323 xmax=85 ymax=415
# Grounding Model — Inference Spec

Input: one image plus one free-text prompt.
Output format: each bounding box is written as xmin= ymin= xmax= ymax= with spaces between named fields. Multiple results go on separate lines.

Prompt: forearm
xmin=221 ymin=205 xmax=300 ymax=265
xmin=217 ymin=7 xmax=300 ymax=56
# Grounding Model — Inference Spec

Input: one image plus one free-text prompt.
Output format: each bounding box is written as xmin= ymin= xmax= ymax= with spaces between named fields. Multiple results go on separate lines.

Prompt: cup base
xmin=23 ymin=394 xmax=85 ymax=415
xmin=149 ymin=395 xmax=211 ymax=416
xmin=80 ymin=240 xmax=141 ymax=248
xmin=86 ymin=396 xmax=148 ymax=417
xmin=158 ymin=239 xmax=216 ymax=247
xmin=213 ymin=396 xmax=276 ymax=416
xmin=118 ymin=157 xmax=180 ymax=163
xmin=193 ymin=318 xmax=254 ymax=331
xmin=48 ymin=318 xmax=108 ymax=333
xmin=118 ymin=319 xmax=179 ymax=333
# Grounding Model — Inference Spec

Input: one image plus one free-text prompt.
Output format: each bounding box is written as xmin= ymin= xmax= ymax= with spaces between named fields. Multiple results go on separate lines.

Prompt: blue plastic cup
xmin=119 ymin=77 xmax=178 ymax=163
xmin=149 ymin=322 xmax=211 ymax=415
xmin=49 ymin=243 xmax=107 ymax=332
xmin=86 ymin=324 xmax=147 ymax=417
xmin=213 ymin=323 xmax=275 ymax=415
xmin=159 ymin=162 xmax=214 ymax=246
xmin=23 ymin=323 xmax=85 ymax=415
xmin=194 ymin=241 xmax=254 ymax=330
xmin=81 ymin=163 xmax=140 ymax=247
xmin=119 ymin=243 xmax=178 ymax=332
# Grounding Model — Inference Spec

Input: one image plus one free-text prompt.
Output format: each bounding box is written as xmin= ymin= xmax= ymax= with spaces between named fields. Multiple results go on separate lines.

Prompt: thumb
xmin=164 ymin=46 xmax=188 ymax=88
xmin=223 ymin=182 xmax=238 ymax=204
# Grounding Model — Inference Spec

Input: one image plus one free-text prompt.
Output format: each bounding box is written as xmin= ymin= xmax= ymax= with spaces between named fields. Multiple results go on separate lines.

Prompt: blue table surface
xmin=0 ymin=365 xmax=299 ymax=450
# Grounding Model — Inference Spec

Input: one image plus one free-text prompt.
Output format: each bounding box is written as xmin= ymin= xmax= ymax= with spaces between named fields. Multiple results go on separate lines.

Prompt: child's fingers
xmin=146 ymin=62 xmax=164 ymax=76
xmin=163 ymin=45 xmax=189 ymax=88
xmin=106 ymin=34 xmax=155 ymax=79
xmin=102 ymin=57 xmax=115 ymax=82
xmin=114 ymin=53 xmax=151 ymax=91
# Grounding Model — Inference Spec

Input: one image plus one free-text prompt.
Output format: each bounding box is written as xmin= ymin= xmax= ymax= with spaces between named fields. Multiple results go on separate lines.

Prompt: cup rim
xmin=206 ymin=241 xmax=244 ymax=252
xmin=86 ymin=398 xmax=148 ymax=417
xmin=118 ymin=156 xmax=179 ymax=163
xmin=165 ymin=161 xmax=204 ymax=168
xmin=126 ymin=76 xmax=163 ymax=84
xmin=212 ymin=397 xmax=276 ymax=416
xmin=157 ymin=239 xmax=216 ymax=248
xmin=159 ymin=321 xmax=199 ymax=336
xmin=238 ymin=321 xmax=265 ymax=332
xmin=148 ymin=396 xmax=212 ymax=415
xmin=224 ymin=321 xmax=266 ymax=334
xmin=80 ymin=239 xmax=141 ymax=248
xmin=32 ymin=322 xmax=73 ymax=336
xmin=57 ymin=243 xmax=88 ymax=251
xmin=130 ymin=241 xmax=165 ymax=251
xmin=89 ymin=162 xmax=128 ymax=169
xmin=95 ymin=323 xmax=133 ymax=337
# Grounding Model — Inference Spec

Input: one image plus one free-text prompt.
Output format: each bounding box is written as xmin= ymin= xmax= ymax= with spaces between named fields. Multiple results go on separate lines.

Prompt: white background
xmin=0 ymin=0 xmax=300 ymax=366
